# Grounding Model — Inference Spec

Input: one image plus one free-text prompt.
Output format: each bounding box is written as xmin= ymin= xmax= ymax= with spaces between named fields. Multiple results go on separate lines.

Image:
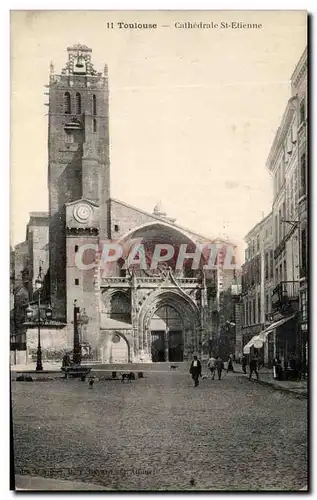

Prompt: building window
xmin=265 ymin=252 xmax=269 ymax=280
xmin=257 ymin=295 xmax=261 ymax=323
xmin=257 ymin=255 xmax=261 ymax=284
xmin=75 ymin=93 xmax=81 ymax=114
xmin=256 ymin=235 xmax=260 ymax=252
xmin=301 ymin=228 xmax=307 ymax=276
xmin=75 ymin=279 xmax=79 ymax=286
xmin=253 ymin=299 xmax=256 ymax=324
xmin=114 ymin=224 xmax=119 ymax=232
xmin=283 ymin=260 xmax=287 ymax=281
xmin=75 ymin=245 xmax=79 ymax=253
xmin=64 ymin=131 xmax=74 ymax=144
xmin=270 ymin=250 xmax=273 ymax=279
xmin=245 ymin=302 xmax=248 ymax=326
xmin=278 ymin=209 xmax=282 ymax=243
xmin=300 ymin=153 xmax=306 ymax=197
xmin=265 ymin=294 xmax=269 ymax=314
xmin=274 ymin=215 xmax=278 ymax=246
xmin=279 ymin=264 xmax=282 ymax=283
xmin=92 ymin=94 xmax=97 ymax=115
xmin=301 ymin=290 xmax=307 ymax=322
xmin=64 ymin=92 xmax=71 ymax=114
xmin=93 ymin=119 xmax=97 ymax=132
xmin=282 ymin=202 xmax=286 ymax=238
xmin=300 ymin=99 xmax=306 ymax=124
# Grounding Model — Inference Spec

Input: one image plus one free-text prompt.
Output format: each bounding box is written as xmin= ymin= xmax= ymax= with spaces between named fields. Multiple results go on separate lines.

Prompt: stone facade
xmin=26 ymin=326 xmax=69 ymax=362
xmin=14 ymin=44 xmax=241 ymax=364
xmin=291 ymin=48 xmax=308 ymax=364
xmin=241 ymin=47 xmax=307 ymax=367
xmin=242 ymin=213 xmax=274 ymax=365
xmin=48 ymin=44 xmax=110 ymax=321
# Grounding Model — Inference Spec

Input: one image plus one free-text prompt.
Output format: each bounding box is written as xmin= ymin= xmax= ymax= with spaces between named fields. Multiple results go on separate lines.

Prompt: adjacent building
xmin=242 ymin=213 xmax=274 ymax=365
xmin=242 ymin=47 xmax=307 ymax=368
xmin=291 ymin=49 xmax=308 ymax=366
xmin=10 ymin=213 xmax=49 ymax=350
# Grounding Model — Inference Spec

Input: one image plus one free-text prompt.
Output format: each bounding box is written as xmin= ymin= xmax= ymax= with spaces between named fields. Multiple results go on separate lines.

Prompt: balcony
xmin=272 ymin=281 xmax=299 ymax=315
xmin=300 ymin=265 xmax=307 ymax=280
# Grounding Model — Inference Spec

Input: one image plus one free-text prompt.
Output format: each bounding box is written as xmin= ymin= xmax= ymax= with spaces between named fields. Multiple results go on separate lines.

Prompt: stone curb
xmin=248 ymin=377 xmax=308 ymax=399
xmin=15 ymin=475 xmax=109 ymax=491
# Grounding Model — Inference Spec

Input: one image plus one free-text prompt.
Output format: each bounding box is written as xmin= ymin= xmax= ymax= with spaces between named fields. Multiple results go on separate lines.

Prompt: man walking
xmin=241 ymin=354 xmax=247 ymax=374
xmin=207 ymin=355 xmax=216 ymax=380
xmin=227 ymin=354 xmax=234 ymax=373
xmin=189 ymin=355 xmax=202 ymax=387
xmin=215 ymin=356 xmax=224 ymax=380
xmin=249 ymin=354 xmax=259 ymax=380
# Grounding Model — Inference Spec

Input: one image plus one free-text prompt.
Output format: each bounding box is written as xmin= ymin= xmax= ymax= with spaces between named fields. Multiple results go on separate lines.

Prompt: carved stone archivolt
xmin=137 ymin=288 xmax=201 ymax=358
xmin=100 ymin=288 xmax=130 ymax=315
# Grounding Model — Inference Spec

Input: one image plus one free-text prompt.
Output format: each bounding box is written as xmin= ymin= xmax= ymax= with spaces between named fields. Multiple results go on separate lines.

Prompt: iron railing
xmin=272 ymin=281 xmax=299 ymax=313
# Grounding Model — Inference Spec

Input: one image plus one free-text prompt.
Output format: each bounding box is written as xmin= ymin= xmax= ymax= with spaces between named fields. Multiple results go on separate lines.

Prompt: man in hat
xmin=189 ymin=355 xmax=202 ymax=387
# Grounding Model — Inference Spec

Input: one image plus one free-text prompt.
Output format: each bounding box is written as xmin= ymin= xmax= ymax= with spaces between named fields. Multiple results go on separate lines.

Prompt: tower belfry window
xmin=64 ymin=92 xmax=71 ymax=114
xmin=75 ymin=93 xmax=82 ymax=115
xmin=92 ymin=95 xmax=97 ymax=115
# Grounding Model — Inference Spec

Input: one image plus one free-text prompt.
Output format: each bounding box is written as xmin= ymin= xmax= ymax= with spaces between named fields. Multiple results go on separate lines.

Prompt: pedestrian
xmin=273 ymin=356 xmax=283 ymax=380
xmin=207 ymin=355 xmax=216 ymax=380
xmin=241 ymin=354 xmax=247 ymax=374
xmin=189 ymin=355 xmax=202 ymax=387
xmin=215 ymin=356 xmax=224 ymax=380
xmin=227 ymin=354 xmax=234 ymax=373
xmin=249 ymin=355 xmax=259 ymax=380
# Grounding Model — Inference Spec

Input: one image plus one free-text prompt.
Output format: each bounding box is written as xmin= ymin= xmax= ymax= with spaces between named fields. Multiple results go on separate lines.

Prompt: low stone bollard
xmin=16 ymin=375 xmax=33 ymax=382
xmin=62 ymin=366 xmax=91 ymax=380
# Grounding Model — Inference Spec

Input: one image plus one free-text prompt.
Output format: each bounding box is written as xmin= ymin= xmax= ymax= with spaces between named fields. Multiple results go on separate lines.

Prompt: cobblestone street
xmin=12 ymin=371 xmax=307 ymax=491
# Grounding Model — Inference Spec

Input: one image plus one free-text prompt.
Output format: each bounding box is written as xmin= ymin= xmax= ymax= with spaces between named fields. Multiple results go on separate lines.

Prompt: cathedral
xmin=18 ymin=44 xmax=238 ymax=364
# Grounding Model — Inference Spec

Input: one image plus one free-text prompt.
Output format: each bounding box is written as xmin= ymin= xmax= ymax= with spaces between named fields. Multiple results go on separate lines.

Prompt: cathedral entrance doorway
xmin=150 ymin=306 xmax=184 ymax=362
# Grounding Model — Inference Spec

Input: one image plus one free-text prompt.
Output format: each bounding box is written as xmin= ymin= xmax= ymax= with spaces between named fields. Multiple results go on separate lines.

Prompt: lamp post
xmin=73 ymin=300 xmax=82 ymax=366
xmin=26 ymin=266 xmax=52 ymax=371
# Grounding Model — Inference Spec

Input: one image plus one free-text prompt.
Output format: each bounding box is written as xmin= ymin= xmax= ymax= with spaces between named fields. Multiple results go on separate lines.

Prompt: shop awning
xmin=243 ymin=315 xmax=295 ymax=354
xmin=258 ymin=314 xmax=294 ymax=342
xmin=243 ymin=335 xmax=264 ymax=354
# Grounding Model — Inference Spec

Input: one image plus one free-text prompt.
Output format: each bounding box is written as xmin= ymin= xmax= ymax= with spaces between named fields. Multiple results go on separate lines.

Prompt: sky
xmin=10 ymin=10 xmax=307 ymax=255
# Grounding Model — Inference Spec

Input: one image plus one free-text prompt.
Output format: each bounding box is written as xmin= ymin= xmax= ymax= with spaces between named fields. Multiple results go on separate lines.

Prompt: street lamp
xmin=25 ymin=266 xmax=52 ymax=371
xmin=73 ymin=300 xmax=82 ymax=366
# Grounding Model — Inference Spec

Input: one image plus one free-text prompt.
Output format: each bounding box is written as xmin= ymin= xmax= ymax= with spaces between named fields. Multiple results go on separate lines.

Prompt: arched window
xmin=110 ymin=292 xmax=131 ymax=322
xmin=92 ymin=94 xmax=97 ymax=115
xmin=64 ymin=92 xmax=71 ymax=114
xmin=93 ymin=119 xmax=97 ymax=132
xmin=75 ymin=93 xmax=81 ymax=115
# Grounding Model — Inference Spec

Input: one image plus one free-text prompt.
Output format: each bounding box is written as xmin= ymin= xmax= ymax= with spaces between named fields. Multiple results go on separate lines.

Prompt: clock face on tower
xmin=73 ymin=203 xmax=92 ymax=223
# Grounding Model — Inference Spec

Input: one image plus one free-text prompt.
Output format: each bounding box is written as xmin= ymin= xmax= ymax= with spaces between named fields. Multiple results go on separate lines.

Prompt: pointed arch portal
xmin=150 ymin=304 xmax=184 ymax=362
xmin=140 ymin=290 xmax=201 ymax=363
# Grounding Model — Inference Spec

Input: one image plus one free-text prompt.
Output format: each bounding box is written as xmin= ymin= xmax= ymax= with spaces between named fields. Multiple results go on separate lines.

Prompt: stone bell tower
xmin=47 ymin=44 xmax=110 ymax=321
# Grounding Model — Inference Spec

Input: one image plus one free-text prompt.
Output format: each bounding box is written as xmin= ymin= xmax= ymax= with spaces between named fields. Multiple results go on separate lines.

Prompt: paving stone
xmin=12 ymin=372 xmax=307 ymax=491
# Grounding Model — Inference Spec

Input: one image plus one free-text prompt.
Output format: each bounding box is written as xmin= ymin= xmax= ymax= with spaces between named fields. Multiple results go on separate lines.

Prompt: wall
xmin=10 ymin=350 xmax=28 ymax=366
xmin=48 ymin=52 xmax=109 ymax=321
xmin=66 ymin=230 xmax=100 ymax=349
xmin=110 ymin=200 xmax=163 ymax=240
xmin=26 ymin=326 xmax=71 ymax=361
